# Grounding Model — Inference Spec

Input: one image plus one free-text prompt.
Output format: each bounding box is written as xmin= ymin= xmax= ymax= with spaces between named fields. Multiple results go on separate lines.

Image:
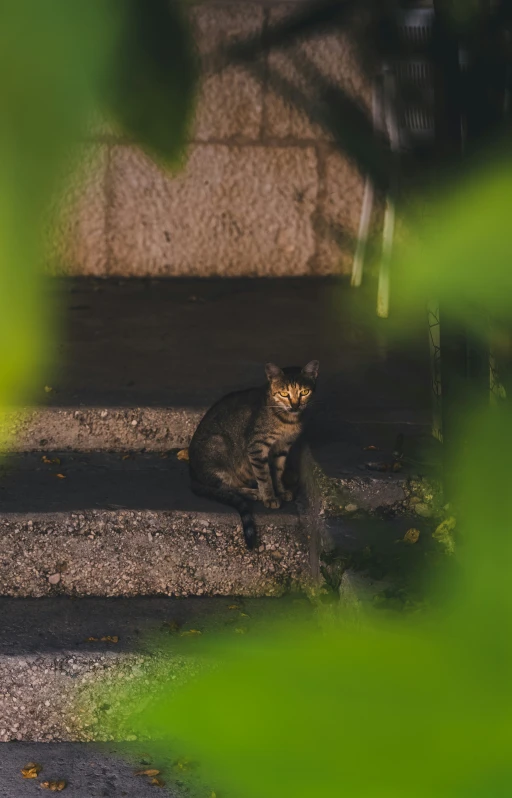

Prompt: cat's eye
xmin=279 ymin=391 xmax=289 ymax=397
xmin=300 ymin=389 xmax=311 ymax=396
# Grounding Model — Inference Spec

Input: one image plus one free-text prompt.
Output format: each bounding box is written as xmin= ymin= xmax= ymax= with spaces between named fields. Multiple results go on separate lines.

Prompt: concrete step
xmin=0 ymin=416 xmax=439 ymax=598
xmin=0 ymin=595 xmax=313 ymax=742
xmin=0 ymin=452 xmax=309 ymax=598
xmin=4 ymin=276 xmax=431 ymax=453
xmin=5 ymin=405 xmax=432 ymax=456
xmin=0 ymin=742 xmax=184 ymax=797
xmin=6 ymin=407 xmax=203 ymax=452
xmin=5 ymin=406 xmax=430 ymax=454
xmin=42 ymin=277 xmax=431 ymax=413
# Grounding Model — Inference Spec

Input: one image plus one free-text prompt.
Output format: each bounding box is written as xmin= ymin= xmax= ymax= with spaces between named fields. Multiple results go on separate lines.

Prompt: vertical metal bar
xmin=439 ymin=313 xmax=467 ymax=500
xmin=377 ymin=68 xmax=399 ymax=319
xmin=377 ymin=197 xmax=395 ymax=319
xmin=428 ymin=300 xmax=443 ymax=441
xmin=351 ymin=178 xmax=374 ymax=288
xmin=351 ymin=87 xmax=378 ymax=288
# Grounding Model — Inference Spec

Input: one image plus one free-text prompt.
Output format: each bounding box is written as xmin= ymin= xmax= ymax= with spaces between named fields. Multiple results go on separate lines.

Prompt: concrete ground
xmin=0 ymin=742 xmax=182 ymax=797
xmin=1 ymin=277 xmax=433 ymax=596
xmin=43 ymin=276 xmax=430 ymax=419
xmin=0 ymin=596 xmax=313 ymax=744
xmin=8 ymin=276 xmax=432 ymax=476
xmin=0 ymin=277 xmax=435 ymax=747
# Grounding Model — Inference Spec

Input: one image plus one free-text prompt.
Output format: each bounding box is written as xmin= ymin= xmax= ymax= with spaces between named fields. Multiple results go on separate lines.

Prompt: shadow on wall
xmin=50 ymin=2 xmax=387 ymax=280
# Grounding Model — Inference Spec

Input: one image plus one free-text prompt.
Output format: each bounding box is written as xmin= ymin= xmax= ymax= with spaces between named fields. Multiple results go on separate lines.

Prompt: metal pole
xmin=377 ymin=68 xmax=399 ymax=319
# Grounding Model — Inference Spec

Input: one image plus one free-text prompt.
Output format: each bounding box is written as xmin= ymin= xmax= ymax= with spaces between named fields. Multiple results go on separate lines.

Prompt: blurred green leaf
xmin=86 ymin=127 xmax=512 ymax=794
xmin=90 ymin=411 xmax=512 ymax=798
xmin=0 ymin=0 xmax=119 ymax=443
xmin=105 ymin=0 xmax=198 ymax=167
xmin=0 ymin=0 xmax=198 ymax=445
xmin=393 ymin=155 xmax=512 ymax=330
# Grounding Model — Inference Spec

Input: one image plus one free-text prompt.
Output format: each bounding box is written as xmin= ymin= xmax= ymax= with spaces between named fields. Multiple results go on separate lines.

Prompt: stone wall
xmin=53 ymin=1 xmax=374 ymax=278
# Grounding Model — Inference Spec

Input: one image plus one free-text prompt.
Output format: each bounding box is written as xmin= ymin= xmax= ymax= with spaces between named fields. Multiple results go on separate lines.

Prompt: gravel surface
xmin=5 ymin=407 xmax=204 ymax=452
xmin=0 ymin=596 xmax=314 ymax=742
xmin=0 ymin=510 xmax=310 ymax=597
xmin=0 ymin=650 xmax=187 ymax=743
xmin=0 ymin=742 xmax=184 ymax=796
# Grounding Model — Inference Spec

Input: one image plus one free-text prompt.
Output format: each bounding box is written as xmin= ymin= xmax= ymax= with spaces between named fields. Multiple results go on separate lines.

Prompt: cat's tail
xmin=190 ymin=479 xmax=257 ymax=550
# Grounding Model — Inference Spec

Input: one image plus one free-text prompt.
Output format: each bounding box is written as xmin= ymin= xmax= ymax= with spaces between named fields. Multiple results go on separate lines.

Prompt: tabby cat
xmin=188 ymin=360 xmax=319 ymax=549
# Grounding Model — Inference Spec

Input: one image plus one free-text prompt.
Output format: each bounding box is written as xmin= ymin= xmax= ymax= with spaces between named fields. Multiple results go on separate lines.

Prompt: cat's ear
xmin=265 ymin=362 xmax=283 ymax=381
xmin=302 ymin=360 xmax=319 ymax=380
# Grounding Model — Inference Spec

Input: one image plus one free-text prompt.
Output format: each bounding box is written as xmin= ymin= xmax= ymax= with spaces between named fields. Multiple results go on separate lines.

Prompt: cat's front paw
xmin=263 ymin=496 xmax=281 ymax=509
xmin=279 ymin=490 xmax=294 ymax=503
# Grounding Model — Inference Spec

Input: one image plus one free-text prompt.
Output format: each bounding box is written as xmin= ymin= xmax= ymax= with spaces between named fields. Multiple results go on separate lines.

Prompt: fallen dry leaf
xmin=177 ymin=449 xmax=189 ymax=462
xmin=363 ymin=445 xmax=379 ymax=451
xmin=42 ymin=456 xmax=61 ymax=465
xmin=40 ymin=780 xmax=66 ymax=791
xmin=150 ymin=777 xmax=166 ymax=787
xmin=21 ymin=763 xmax=42 ymax=779
xmin=56 ymin=473 xmax=66 ymax=479
xmin=135 ymin=769 xmax=160 ymax=777
xmin=180 ymin=629 xmax=202 ymax=637
xmin=85 ymin=635 xmax=119 ymax=643
xmin=403 ymin=528 xmax=421 ymax=545
xmin=121 ymin=454 xmax=133 ymax=461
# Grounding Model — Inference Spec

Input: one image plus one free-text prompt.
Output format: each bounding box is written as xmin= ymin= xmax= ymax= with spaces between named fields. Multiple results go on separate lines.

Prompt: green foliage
xmin=393 ymin=154 xmax=512 ymax=330
xmin=433 ymin=516 xmax=457 ymax=556
xmin=0 ymin=0 xmax=196 ymax=443
xmin=104 ymin=0 xmax=198 ymax=167
xmin=0 ymin=0 xmax=118 ymax=439
xmin=92 ymin=427 xmax=512 ymax=798
xmin=4 ymin=2 xmax=512 ymax=794
xmin=95 ymin=422 xmax=512 ymax=796
xmin=88 ymin=142 xmax=512 ymax=795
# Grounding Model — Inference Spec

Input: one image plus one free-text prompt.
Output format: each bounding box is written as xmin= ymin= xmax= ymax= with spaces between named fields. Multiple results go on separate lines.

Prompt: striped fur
xmin=188 ymin=361 xmax=319 ymax=550
xmin=190 ymin=479 xmax=256 ymax=549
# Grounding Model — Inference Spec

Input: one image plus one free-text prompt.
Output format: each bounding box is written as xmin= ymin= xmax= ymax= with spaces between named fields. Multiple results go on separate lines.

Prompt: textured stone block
xmin=264 ymin=4 xmax=372 ymax=141
xmin=315 ymin=148 xmax=366 ymax=275
xmin=46 ymin=145 xmax=108 ymax=276
xmin=191 ymin=4 xmax=264 ymax=141
xmin=108 ymin=143 xmax=318 ymax=276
